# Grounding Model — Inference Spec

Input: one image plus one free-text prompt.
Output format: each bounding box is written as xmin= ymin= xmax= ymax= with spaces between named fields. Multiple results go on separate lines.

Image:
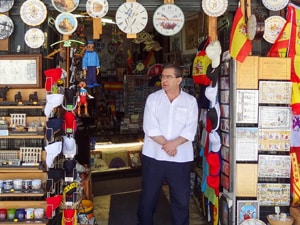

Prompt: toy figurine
xmin=82 ymin=40 xmax=100 ymax=88
xmin=0 ymin=86 xmax=10 ymax=101
xmin=77 ymin=80 xmax=94 ymax=116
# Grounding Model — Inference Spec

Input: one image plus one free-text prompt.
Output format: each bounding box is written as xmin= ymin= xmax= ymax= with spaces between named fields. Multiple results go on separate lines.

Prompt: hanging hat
xmin=205 ymin=40 xmax=222 ymax=68
xmin=206 ymin=64 xmax=220 ymax=87
xmin=46 ymin=118 xmax=64 ymax=142
xmin=44 ymin=94 xmax=64 ymax=117
xmin=207 ymin=102 xmax=220 ymax=131
xmin=44 ymin=68 xmax=63 ymax=91
xmin=206 ymin=151 xmax=221 ymax=175
xmin=205 ymin=83 xmax=218 ymax=108
xmin=62 ymin=112 xmax=77 ymax=134
xmin=46 ymin=195 xmax=63 ymax=219
xmin=209 ymin=131 xmax=221 ymax=153
xmin=45 ymin=141 xmax=62 ymax=168
xmin=63 ymin=159 xmax=77 ymax=178
xmin=62 ymin=136 xmax=77 ymax=157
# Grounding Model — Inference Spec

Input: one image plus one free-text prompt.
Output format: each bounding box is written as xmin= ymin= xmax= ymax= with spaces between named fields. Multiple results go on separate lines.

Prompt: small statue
xmin=77 ymin=80 xmax=94 ymax=116
xmin=14 ymin=91 xmax=22 ymax=103
xmin=29 ymin=91 xmax=38 ymax=104
xmin=82 ymin=40 xmax=101 ymax=88
xmin=0 ymin=86 xmax=10 ymax=101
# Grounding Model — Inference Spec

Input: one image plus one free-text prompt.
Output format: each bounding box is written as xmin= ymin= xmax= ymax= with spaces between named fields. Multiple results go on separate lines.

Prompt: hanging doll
xmin=82 ymin=40 xmax=100 ymax=88
xmin=77 ymin=80 xmax=94 ymax=116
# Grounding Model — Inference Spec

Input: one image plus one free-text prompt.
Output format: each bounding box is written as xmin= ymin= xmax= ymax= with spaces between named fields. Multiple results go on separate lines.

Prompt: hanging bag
xmin=192 ymin=38 xmax=211 ymax=86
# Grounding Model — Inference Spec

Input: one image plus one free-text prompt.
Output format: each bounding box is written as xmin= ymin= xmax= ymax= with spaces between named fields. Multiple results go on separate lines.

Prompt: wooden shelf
xmin=0 ymin=135 xmax=45 ymax=139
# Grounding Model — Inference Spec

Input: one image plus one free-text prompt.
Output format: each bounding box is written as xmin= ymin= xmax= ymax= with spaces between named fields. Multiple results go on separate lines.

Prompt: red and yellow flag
xmin=229 ymin=6 xmax=252 ymax=62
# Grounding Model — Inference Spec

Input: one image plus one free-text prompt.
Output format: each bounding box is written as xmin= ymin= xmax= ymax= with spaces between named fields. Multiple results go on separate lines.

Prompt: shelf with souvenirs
xmin=0 ymin=88 xmax=50 ymax=224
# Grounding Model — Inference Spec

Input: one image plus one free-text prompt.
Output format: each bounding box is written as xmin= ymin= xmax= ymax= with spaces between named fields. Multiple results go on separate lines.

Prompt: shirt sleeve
xmin=143 ymin=95 xmax=162 ymax=137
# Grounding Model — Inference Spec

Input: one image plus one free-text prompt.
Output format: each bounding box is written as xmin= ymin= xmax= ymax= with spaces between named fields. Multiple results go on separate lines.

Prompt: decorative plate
xmin=263 ymin=16 xmax=286 ymax=43
xmin=55 ymin=12 xmax=78 ymax=36
xmin=20 ymin=0 xmax=47 ymax=26
xmin=86 ymin=0 xmax=109 ymax=18
xmin=202 ymin=0 xmax=228 ymax=17
xmin=0 ymin=0 xmax=14 ymax=13
xmin=52 ymin=0 xmax=79 ymax=13
xmin=262 ymin=0 xmax=289 ymax=11
xmin=24 ymin=28 xmax=44 ymax=49
xmin=0 ymin=14 xmax=14 ymax=39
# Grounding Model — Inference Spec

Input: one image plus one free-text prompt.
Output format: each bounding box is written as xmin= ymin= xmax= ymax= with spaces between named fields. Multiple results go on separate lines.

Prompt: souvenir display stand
xmin=219 ymin=56 xmax=292 ymax=224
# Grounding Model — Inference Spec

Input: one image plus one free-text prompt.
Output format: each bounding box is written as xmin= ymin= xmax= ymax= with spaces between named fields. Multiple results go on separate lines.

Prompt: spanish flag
xmin=229 ymin=5 xmax=252 ymax=62
xmin=127 ymin=48 xmax=134 ymax=74
xmin=267 ymin=6 xmax=292 ymax=58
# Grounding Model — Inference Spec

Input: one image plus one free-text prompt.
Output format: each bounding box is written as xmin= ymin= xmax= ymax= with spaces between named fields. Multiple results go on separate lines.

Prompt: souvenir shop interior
xmin=0 ymin=0 xmax=300 ymax=225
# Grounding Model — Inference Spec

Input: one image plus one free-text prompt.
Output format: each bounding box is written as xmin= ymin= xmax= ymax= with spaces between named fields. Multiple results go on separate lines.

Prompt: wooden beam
xmin=93 ymin=18 xmax=102 ymax=39
xmin=208 ymin=17 xmax=217 ymax=41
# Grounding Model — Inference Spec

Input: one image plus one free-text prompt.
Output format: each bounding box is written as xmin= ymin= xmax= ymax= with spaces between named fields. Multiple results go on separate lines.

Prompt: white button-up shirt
xmin=142 ymin=89 xmax=199 ymax=162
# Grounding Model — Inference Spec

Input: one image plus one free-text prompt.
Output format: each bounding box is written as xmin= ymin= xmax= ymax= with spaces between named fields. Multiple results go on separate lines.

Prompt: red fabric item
xmin=44 ymin=68 xmax=62 ymax=91
xmin=207 ymin=175 xmax=220 ymax=196
xmin=46 ymin=195 xmax=63 ymax=219
xmin=63 ymin=112 xmax=77 ymax=134
xmin=62 ymin=209 xmax=77 ymax=225
xmin=206 ymin=152 xmax=221 ymax=176
xmin=229 ymin=6 xmax=252 ymax=62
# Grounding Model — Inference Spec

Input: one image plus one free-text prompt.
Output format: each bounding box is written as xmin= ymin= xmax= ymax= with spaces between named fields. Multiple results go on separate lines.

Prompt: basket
xmin=20 ymin=147 xmax=42 ymax=164
xmin=267 ymin=215 xmax=294 ymax=225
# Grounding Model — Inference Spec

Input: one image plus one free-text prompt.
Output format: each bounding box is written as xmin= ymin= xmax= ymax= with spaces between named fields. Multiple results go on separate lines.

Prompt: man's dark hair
xmin=163 ymin=64 xmax=183 ymax=78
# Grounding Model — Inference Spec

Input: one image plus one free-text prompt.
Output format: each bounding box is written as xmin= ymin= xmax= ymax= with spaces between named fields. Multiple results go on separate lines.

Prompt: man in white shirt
xmin=137 ymin=64 xmax=199 ymax=225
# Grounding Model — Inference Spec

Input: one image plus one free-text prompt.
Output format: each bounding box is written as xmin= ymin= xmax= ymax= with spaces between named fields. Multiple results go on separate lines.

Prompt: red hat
xmin=46 ymin=195 xmax=63 ymax=219
xmin=206 ymin=152 xmax=221 ymax=176
xmin=62 ymin=209 xmax=77 ymax=225
xmin=207 ymin=175 xmax=220 ymax=196
xmin=44 ymin=68 xmax=63 ymax=91
xmin=62 ymin=112 xmax=77 ymax=134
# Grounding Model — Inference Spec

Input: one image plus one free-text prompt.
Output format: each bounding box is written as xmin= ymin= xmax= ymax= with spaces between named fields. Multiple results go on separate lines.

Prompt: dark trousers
xmin=137 ymin=155 xmax=192 ymax=225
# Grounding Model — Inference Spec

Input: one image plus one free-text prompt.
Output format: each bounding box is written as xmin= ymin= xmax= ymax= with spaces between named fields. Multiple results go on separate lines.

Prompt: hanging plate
xmin=262 ymin=0 xmax=289 ymax=11
xmin=25 ymin=28 xmax=44 ymax=49
xmin=202 ymin=0 xmax=228 ymax=17
xmin=0 ymin=0 xmax=14 ymax=13
xmin=86 ymin=0 xmax=109 ymax=18
xmin=52 ymin=0 xmax=79 ymax=13
xmin=0 ymin=14 xmax=14 ymax=39
xmin=20 ymin=0 xmax=47 ymax=26
xmin=263 ymin=16 xmax=286 ymax=43
xmin=55 ymin=12 xmax=78 ymax=36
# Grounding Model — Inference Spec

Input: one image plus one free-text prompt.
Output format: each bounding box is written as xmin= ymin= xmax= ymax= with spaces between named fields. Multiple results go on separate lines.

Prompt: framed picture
xmin=219 ymin=194 xmax=232 ymax=225
xmin=128 ymin=150 xmax=142 ymax=168
xmin=0 ymin=54 xmax=42 ymax=88
xmin=259 ymin=106 xmax=291 ymax=129
xmin=237 ymin=200 xmax=259 ymax=224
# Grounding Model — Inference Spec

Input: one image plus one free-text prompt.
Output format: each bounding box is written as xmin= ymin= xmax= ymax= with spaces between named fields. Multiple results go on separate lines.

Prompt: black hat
xmin=206 ymin=64 xmax=220 ymax=87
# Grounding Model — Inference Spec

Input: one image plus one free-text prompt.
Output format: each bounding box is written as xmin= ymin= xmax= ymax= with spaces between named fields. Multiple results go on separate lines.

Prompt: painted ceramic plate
xmin=263 ymin=16 xmax=286 ymax=43
xmin=262 ymin=0 xmax=289 ymax=11
xmin=86 ymin=0 xmax=109 ymax=18
xmin=25 ymin=28 xmax=44 ymax=48
xmin=0 ymin=14 xmax=14 ymax=39
xmin=0 ymin=0 xmax=14 ymax=13
xmin=55 ymin=12 xmax=78 ymax=35
xmin=52 ymin=0 xmax=79 ymax=13
xmin=202 ymin=0 xmax=228 ymax=17
xmin=20 ymin=0 xmax=47 ymax=26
